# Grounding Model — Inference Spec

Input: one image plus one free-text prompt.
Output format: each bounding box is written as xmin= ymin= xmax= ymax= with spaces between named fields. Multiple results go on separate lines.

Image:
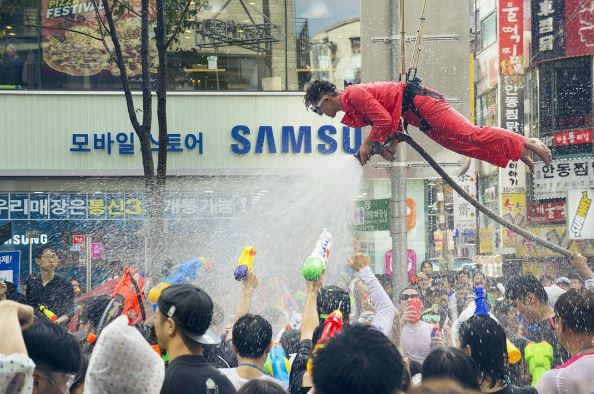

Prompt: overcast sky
xmin=295 ymin=0 xmax=360 ymax=36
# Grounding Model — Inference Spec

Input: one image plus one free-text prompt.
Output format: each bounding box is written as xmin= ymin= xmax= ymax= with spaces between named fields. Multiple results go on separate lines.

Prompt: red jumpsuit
xmin=340 ymin=81 xmax=525 ymax=168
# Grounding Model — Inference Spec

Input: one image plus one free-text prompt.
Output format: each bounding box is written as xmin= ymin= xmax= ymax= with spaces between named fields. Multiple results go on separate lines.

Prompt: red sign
xmin=72 ymin=235 xmax=86 ymax=245
xmin=527 ymin=201 xmax=566 ymax=224
xmin=499 ymin=0 xmax=524 ymax=75
xmin=566 ymin=0 xmax=594 ymax=57
xmin=553 ymin=129 xmax=593 ymax=146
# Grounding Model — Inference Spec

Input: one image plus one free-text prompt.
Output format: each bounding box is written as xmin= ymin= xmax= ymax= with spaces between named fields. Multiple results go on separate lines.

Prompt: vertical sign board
xmin=453 ymin=161 xmax=478 ymax=234
xmin=0 ymin=251 xmax=21 ymax=291
xmin=531 ymin=0 xmax=566 ymax=63
xmin=567 ymin=189 xmax=594 ymax=240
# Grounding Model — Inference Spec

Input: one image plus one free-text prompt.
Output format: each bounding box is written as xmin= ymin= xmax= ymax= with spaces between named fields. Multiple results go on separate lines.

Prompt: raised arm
xmin=226 ymin=271 xmax=258 ymax=341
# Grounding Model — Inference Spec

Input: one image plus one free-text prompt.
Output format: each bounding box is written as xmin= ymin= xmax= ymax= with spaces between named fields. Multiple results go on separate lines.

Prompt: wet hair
xmin=567 ymin=271 xmax=584 ymax=281
xmin=23 ymin=320 xmax=83 ymax=375
xmin=459 ymin=315 xmax=508 ymax=388
xmin=232 ymin=314 xmax=272 ymax=359
xmin=421 ymin=260 xmax=433 ymax=270
xmin=81 ymin=296 xmax=111 ymax=329
xmin=304 ymin=79 xmax=338 ymax=107
xmin=399 ymin=286 xmax=419 ymax=299
xmin=505 ymin=274 xmax=548 ymax=304
xmin=421 ymin=347 xmax=480 ymax=390
xmin=280 ymin=328 xmax=300 ymax=355
xmin=555 ymin=289 xmax=594 ymax=334
xmin=237 ymin=379 xmax=287 ymax=394
xmin=317 ymin=285 xmax=351 ymax=323
xmin=540 ymin=274 xmax=554 ymax=284
xmin=34 ymin=244 xmax=58 ymax=259
xmin=313 ymin=325 xmax=407 ymax=394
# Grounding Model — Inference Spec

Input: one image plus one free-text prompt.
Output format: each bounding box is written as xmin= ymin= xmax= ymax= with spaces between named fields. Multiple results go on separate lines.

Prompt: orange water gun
xmin=306 ymin=309 xmax=343 ymax=373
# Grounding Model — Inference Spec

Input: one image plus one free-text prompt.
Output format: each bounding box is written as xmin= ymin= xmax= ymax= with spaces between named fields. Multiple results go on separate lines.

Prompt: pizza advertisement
xmin=41 ymin=0 xmax=158 ymax=79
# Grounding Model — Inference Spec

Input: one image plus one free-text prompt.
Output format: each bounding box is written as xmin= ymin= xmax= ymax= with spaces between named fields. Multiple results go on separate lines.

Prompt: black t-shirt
xmin=289 ymin=339 xmax=313 ymax=394
xmin=160 ymin=355 xmax=236 ymax=394
xmin=203 ymin=335 xmax=238 ymax=369
xmin=26 ymin=274 xmax=74 ymax=319
xmin=523 ymin=318 xmax=570 ymax=367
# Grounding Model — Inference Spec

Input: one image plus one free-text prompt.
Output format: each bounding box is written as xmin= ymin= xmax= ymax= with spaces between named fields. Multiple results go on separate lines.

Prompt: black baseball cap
xmin=157 ymin=284 xmax=221 ymax=345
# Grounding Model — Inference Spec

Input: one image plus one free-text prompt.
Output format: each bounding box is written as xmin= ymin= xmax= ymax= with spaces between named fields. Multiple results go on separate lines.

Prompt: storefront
xmin=0 ymin=91 xmax=366 ymax=287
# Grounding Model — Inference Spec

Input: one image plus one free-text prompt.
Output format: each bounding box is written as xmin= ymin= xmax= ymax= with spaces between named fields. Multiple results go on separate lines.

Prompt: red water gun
xmin=307 ymin=309 xmax=343 ymax=373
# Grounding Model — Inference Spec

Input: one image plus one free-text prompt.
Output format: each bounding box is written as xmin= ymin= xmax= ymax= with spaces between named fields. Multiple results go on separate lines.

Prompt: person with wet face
xmin=459 ymin=315 xmax=537 ymax=393
xmin=26 ymin=245 xmax=74 ymax=325
xmin=303 ymin=80 xmax=552 ymax=169
xmin=567 ymin=272 xmax=583 ymax=290
xmin=536 ymin=289 xmax=594 ymax=394
xmin=505 ymin=274 xmax=570 ymax=367
xmin=154 ymin=284 xmax=236 ymax=394
xmin=400 ymin=287 xmax=443 ymax=364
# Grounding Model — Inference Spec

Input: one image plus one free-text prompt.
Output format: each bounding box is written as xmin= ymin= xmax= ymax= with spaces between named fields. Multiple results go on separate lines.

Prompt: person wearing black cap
xmin=155 ymin=284 xmax=236 ymax=394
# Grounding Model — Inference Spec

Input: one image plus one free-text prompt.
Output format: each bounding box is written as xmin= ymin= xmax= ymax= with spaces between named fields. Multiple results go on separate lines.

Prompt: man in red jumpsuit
xmin=304 ymin=80 xmax=552 ymax=169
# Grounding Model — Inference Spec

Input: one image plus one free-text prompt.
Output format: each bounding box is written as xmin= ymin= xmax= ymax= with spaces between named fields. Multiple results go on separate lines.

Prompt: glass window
xmin=1 ymin=0 xmax=361 ymax=91
xmin=480 ymin=12 xmax=496 ymax=51
xmin=539 ymin=56 xmax=592 ymax=135
xmin=477 ymin=89 xmax=497 ymax=126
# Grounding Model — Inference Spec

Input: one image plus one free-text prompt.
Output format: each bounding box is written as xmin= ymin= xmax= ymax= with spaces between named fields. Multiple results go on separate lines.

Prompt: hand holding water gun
xmin=524 ymin=341 xmax=553 ymax=387
xmin=38 ymin=304 xmax=58 ymax=323
xmin=303 ymin=229 xmax=332 ymax=281
xmin=234 ymin=246 xmax=256 ymax=281
xmin=306 ymin=309 xmax=343 ymax=373
xmin=148 ymin=257 xmax=204 ymax=307
xmin=264 ymin=342 xmax=290 ymax=383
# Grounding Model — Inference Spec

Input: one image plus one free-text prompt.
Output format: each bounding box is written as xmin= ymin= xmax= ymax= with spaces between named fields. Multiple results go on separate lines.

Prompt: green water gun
xmin=524 ymin=341 xmax=553 ymax=387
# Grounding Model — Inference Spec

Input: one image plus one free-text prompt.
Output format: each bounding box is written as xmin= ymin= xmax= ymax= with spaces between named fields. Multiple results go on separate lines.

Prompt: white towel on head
xmin=84 ymin=316 xmax=164 ymax=394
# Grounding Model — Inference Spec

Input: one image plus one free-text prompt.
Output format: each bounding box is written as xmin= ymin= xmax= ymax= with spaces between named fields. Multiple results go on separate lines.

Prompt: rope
xmin=386 ymin=132 xmax=575 ymax=258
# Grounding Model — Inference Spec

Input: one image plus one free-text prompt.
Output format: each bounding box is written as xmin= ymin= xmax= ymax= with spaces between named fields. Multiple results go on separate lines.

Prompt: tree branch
xmin=25 ymin=24 xmax=102 ymax=41
xmin=165 ymin=0 xmax=193 ymax=50
xmin=112 ymin=0 xmax=142 ymax=18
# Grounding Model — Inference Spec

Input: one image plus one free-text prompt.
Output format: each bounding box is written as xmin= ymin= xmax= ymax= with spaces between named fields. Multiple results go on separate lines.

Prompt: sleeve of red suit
xmin=347 ymin=86 xmax=399 ymax=142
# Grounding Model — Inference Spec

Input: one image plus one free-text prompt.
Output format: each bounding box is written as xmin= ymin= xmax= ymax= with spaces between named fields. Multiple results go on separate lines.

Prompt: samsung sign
xmin=231 ymin=125 xmax=361 ymax=155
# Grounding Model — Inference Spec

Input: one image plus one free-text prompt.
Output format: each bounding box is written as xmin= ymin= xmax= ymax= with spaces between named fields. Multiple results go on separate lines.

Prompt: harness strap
xmin=402 ymin=81 xmax=445 ymax=132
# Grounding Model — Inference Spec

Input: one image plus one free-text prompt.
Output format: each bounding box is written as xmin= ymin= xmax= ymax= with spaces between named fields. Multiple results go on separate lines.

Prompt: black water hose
xmin=380 ymin=132 xmax=575 ymax=258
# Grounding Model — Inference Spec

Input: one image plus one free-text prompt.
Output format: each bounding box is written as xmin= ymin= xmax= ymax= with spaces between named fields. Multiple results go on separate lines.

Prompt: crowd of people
xmin=1 ymin=244 xmax=593 ymax=394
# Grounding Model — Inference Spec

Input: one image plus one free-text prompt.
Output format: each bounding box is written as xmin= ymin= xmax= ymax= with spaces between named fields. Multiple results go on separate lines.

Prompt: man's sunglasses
xmin=400 ymin=293 xmax=420 ymax=302
xmin=309 ymin=97 xmax=325 ymax=116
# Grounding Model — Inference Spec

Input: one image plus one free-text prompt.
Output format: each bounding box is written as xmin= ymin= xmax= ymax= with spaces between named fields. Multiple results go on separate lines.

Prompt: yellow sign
xmin=516 ymin=225 xmax=594 ymax=257
xmin=479 ymin=227 xmax=494 ymax=254
xmin=500 ymin=193 xmax=527 ymax=250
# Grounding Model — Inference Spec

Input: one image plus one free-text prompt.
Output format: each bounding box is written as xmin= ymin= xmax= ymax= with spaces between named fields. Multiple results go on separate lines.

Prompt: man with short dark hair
xmin=537 ymin=289 xmax=594 ymax=393
xmin=26 ymin=245 xmax=74 ymax=325
xmin=312 ymin=325 xmax=408 ymax=394
xmin=219 ymin=313 xmax=283 ymax=390
xmin=506 ymin=274 xmax=570 ymax=366
xmin=154 ymin=284 xmax=235 ymax=394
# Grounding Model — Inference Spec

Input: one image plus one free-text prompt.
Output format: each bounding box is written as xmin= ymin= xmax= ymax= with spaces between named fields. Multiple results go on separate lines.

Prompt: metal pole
xmin=399 ymin=0 xmax=406 ymax=78
xmin=86 ymin=235 xmax=92 ymax=291
xmin=390 ymin=143 xmax=409 ymax=301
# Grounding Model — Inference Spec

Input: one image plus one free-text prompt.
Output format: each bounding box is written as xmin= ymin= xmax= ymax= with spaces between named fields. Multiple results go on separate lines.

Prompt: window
xmin=539 ymin=57 xmax=592 ymax=135
xmin=480 ymin=12 xmax=496 ymax=51
xmin=0 ymin=0 xmax=360 ymax=91
xmin=477 ymin=89 xmax=498 ymax=126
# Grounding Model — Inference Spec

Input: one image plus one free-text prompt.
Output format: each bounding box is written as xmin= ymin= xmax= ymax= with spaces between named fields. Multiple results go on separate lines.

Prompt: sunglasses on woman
xmin=400 ymin=293 xmax=420 ymax=302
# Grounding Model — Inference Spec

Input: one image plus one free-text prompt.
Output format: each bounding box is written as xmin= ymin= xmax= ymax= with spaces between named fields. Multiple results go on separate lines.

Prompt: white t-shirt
xmin=401 ymin=320 xmax=434 ymax=364
xmin=536 ymin=352 xmax=594 ymax=394
xmin=219 ymin=367 xmax=288 ymax=391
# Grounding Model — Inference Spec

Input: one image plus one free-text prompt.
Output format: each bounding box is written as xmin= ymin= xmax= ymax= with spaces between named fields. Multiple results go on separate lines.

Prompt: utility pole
xmin=390 ymin=0 xmax=408 ymax=301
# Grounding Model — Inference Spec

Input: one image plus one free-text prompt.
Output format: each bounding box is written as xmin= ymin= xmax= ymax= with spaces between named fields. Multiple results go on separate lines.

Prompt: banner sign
xmin=499 ymin=76 xmax=525 ymax=134
xmin=517 ymin=225 xmax=594 ymax=256
xmin=527 ymin=200 xmax=566 ymax=224
xmin=567 ymin=189 xmax=594 ymax=239
xmin=0 ymin=251 xmax=21 ymax=290
xmin=0 ymin=192 xmax=252 ymax=220
xmin=499 ymin=0 xmax=524 ymax=75
xmin=553 ymin=129 xmax=593 ymax=146
xmin=533 ymin=158 xmax=594 ymax=199
xmin=531 ymin=0 xmax=566 ymax=63
xmin=501 ymin=193 xmax=527 ymax=249
xmin=41 ymin=0 xmax=156 ymax=78
xmin=353 ymin=199 xmax=389 ymax=232
xmin=453 ymin=161 xmax=478 ymax=232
